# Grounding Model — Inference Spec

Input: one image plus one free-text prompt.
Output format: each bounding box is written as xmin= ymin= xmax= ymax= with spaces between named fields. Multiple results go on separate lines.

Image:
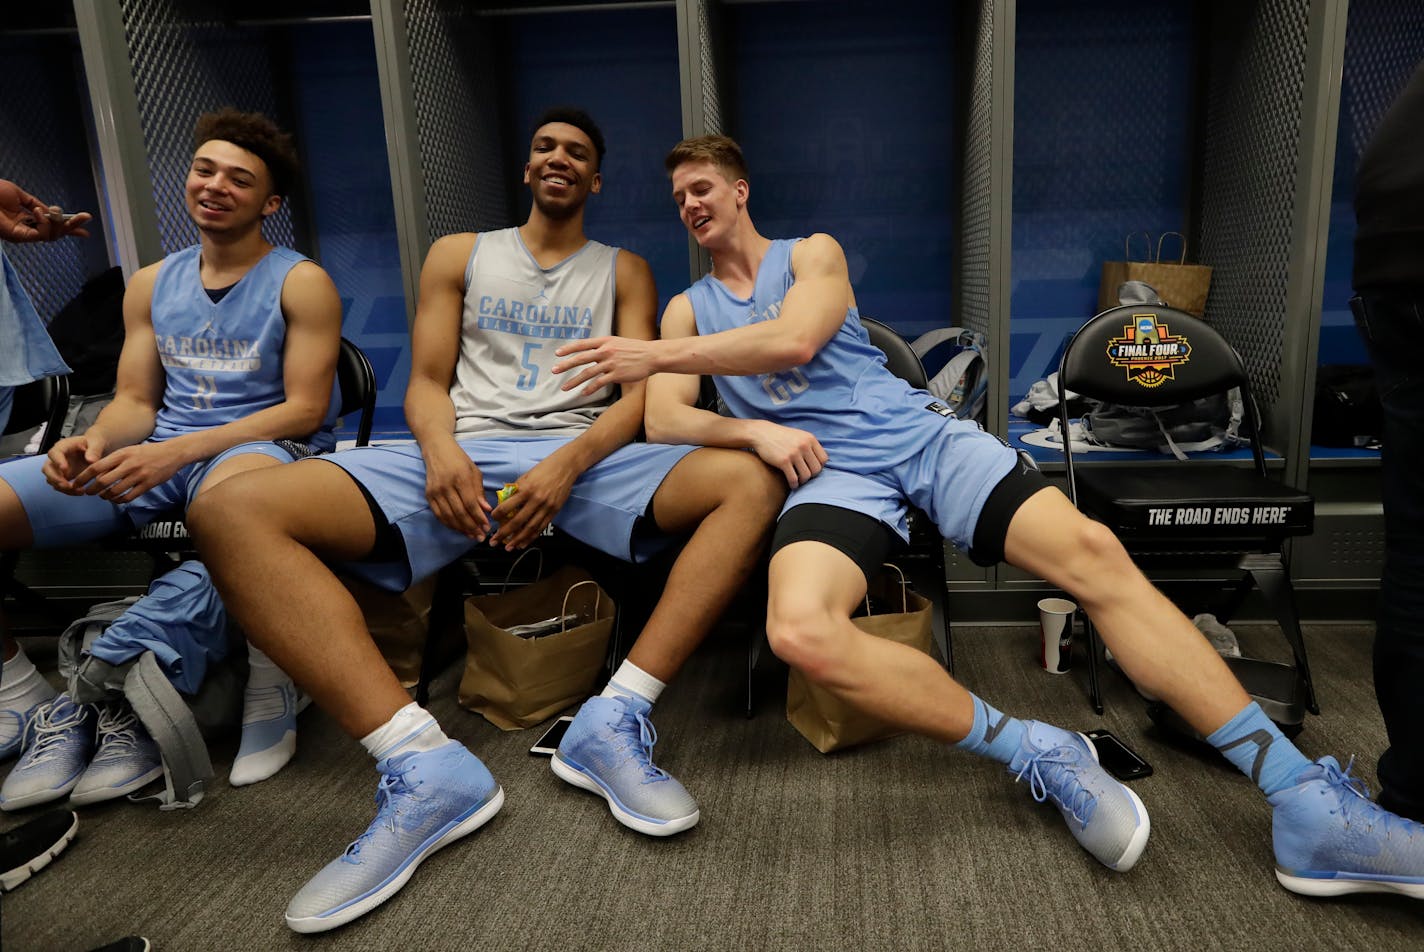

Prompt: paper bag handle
xmin=1156 ymin=231 xmax=1187 ymax=265
xmin=498 ymin=548 xmax=545 ymax=594
xmin=561 ymin=579 xmax=602 ymax=629
xmin=1124 ymin=231 xmax=1152 ymax=262
xmin=862 ymin=562 xmax=911 ymax=615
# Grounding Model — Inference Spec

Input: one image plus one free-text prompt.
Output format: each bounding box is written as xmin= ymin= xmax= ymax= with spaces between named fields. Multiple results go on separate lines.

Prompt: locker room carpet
xmin=4 ymin=622 xmax=1422 ymax=952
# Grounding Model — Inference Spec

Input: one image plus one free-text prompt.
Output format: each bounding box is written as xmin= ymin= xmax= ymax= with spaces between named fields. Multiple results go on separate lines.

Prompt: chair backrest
xmin=1056 ymin=305 xmax=1268 ymax=502
xmin=336 ymin=337 xmax=377 ymax=448
xmin=1058 ymin=305 xmax=1248 ymax=407
xmin=860 ymin=316 xmax=930 ymax=390
xmin=3 ymin=374 xmax=70 ymax=454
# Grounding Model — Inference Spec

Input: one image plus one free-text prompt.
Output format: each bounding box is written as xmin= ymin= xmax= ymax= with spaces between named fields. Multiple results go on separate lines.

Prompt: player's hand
xmin=42 ymin=434 xmax=108 ymax=495
xmin=488 ymin=456 xmax=578 ymax=551
xmin=0 ymin=180 xmax=92 ymax=242
xmin=747 ymin=421 xmax=828 ymax=488
xmin=552 ymin=335 xmax=660 ymax=395
xmin=423 ymin=441 xmax=491 ymax=541
xmin=72 ymin=441 xmax=186 ymax=502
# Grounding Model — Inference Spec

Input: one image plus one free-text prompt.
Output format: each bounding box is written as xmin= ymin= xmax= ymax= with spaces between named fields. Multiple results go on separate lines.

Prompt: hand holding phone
xmin=1084 ymin=729 xmax=1153 ymax=781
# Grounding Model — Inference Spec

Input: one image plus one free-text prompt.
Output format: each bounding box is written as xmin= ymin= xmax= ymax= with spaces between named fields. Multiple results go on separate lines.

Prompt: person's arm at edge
xmin=552 ymin=233 xmax=851 ymax=391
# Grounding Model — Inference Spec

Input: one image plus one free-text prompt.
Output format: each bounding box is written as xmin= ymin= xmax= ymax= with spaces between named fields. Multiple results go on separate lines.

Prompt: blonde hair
xmin=664 ymin=135 xmax=748 ymax=182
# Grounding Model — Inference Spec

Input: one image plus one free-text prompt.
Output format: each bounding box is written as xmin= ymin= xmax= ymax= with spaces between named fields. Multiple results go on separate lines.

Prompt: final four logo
xmin=1106 ymin=314 xmax=1192 ymax=388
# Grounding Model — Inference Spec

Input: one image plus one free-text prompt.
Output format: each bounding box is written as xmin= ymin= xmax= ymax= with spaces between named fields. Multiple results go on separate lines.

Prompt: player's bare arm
xmin=407 ymin=232 xmax=492 ymax=541
xmin=72 ymin=261 xmax=342 ymax=503
xmin=644 ymin=295 xmax=827 ymax=488
xmin=43 ymin=263 xmax=165 ymax=494
xmin=552 ymin=232 xmax=851 ymax=393
xmin=491 ymin=249 xmax=657 ymax=549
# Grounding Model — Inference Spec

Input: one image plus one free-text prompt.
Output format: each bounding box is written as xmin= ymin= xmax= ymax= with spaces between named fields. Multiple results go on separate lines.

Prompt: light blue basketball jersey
xmin=149 ymin=245 xmax=336 ymax=450
xmin=686 ymin=238 xmax=944 ymax=474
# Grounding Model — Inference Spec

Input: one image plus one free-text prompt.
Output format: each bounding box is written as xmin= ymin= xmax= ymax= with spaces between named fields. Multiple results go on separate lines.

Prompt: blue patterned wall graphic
xmin=726 ymin=0 xmax=957 ymax=342
xmin=290 ymin=22 xmax=407 ymax=433
xmin=1010 ymin=0 xmax=1196 ymax=404
xmin=1319 ymin=0 xmax=1424 ymax=369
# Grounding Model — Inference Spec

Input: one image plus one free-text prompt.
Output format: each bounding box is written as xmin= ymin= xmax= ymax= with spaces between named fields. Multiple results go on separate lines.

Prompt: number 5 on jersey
xmin=517 ymin=342 xmax=542 ymax=391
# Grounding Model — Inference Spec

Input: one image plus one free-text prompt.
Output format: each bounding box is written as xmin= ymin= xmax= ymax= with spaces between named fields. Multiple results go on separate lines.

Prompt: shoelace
xmin=1322 ymin=756 xmax=1422 ymax=840
xmin=18 ymin=699 xmax=87 ymax=768
xmin=242 ymin=684 xmax=293 ymax=724
xmin=613 ymin=709 xmax=671 ymax=785
xmin=91 ymin=704 xmax=145 ymax=761
xmin=1014 ymin=743 xmax=1097 ymax=826
xmin=342 ymin=762 xmax=419 ymax=864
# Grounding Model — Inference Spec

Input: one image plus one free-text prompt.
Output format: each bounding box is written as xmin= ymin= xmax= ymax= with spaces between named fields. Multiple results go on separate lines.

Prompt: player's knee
xmin=1060 ymin=516 xmax=1137 ymax=603
xmin=766 ymin=604 xmax=843 ymax=681
xmin=186 ymin=475 xmax=269 ymax=545
xmin=738 ymin=455 xmax=787 ymax=519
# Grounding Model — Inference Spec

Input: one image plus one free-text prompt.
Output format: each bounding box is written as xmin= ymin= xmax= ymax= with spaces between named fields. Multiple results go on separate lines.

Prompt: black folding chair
xmin=860 ymin=316 xmax=955 ymax=672
xmin=1 ymin=374 xmax=72 ymax=619
xmin=1057 ymin=305 xmax=1317 ymax=723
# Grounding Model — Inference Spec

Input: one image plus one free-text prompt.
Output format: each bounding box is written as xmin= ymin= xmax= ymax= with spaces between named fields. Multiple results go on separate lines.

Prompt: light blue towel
xmin=0 ymin=246 xmax=72 ymax=387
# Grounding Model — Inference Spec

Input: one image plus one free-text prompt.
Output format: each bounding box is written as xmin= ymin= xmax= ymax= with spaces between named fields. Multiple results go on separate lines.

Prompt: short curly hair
xmin=192 ymin=108 xmax=300 ymax=199
xmin=531 ymin=106 xmax=605 ymax=169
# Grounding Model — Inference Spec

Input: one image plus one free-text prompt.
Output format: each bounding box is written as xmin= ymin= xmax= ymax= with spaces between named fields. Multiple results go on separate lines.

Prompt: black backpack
xmin=1312 ymin=365 xmax=1382 ymax=449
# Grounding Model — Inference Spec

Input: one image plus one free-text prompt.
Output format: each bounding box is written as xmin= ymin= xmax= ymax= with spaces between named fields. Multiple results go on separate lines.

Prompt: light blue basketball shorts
xmin=0 ymin=440 xmax=302 ymax=546
xmin=320 ymin=436 xmax=698 ymax=591
xmin=781 ymin=414 xmax=1020 ymax=552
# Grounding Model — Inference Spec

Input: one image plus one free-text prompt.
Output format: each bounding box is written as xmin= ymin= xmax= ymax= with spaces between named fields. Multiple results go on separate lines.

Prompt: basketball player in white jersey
xmin=0 ymin=109 xmax=342 ymax=808
xmin=552 ymin=134 xmax=1424 ymax=901
xmin=189 ymin=109 xmax=783 ymax=933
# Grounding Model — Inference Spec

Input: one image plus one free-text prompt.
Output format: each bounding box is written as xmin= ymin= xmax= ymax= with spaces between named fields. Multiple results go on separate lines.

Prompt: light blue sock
xmin=1206 ymin=701 xmax=1312 ymax=796
xmin=954 ymin=695 xmax=1028 ymax=766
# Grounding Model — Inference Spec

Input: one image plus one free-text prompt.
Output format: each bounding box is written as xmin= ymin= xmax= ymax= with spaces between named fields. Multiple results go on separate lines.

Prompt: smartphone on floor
xmin=530 ymin=715 xmax=575 ymax=756
xmin=1083 ymin=729 xmax=1153 ymax=782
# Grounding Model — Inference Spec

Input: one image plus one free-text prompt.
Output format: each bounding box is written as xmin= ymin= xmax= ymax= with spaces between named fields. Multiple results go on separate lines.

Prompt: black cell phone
xmin=1083 ymin=729 xmax=1153 ymax=781
xmin=530 ymin=715 xmax=574 ymax=756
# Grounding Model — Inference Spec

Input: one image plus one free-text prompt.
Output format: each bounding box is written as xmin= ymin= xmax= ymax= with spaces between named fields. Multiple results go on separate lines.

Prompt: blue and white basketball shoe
xmin=1009 ymin=722 xmax=1151 ymax=871
xmin=552 ymin=694 xmax=699 ymax=836
xmin=284 ymin=741 xmax=503 ymax=933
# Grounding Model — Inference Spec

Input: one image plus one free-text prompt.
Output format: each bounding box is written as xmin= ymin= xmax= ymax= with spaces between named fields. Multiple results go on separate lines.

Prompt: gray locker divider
xmin=1195 ymin=0 xmax=1344 ymax=489
xmin=1286 ymin=0 xmax=1351 ymax=491
xmin=74 ymin=0 xmax=164 ymax=280
xmin=675 ymin=0 xmax=724 ymax=282
xmin=371 ymin=0 xmax=511 ymax=329
xmin=959 ymin=0 xmax=1014 ymax=441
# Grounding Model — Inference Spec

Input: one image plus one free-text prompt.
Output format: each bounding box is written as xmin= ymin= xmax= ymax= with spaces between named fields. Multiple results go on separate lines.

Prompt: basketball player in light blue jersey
xmin=0 ymin=109 xmax=343 ymax=810
xmin=189 ymin=108 xmax=784 ymax=933
xmin=553 ymin=135 xmax=1424 ymax=900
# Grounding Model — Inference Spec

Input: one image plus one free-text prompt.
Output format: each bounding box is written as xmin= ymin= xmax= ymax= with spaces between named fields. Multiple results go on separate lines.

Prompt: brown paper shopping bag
xmin=786 ymin=566 xmax=934 ymax=753
xmin=1098 ymin=231 xmax=1212 ymax=317
xmin=342 ymin=575 xmax=443 ymax=688
xmin=458 ymin=564 xmax=615 ymax=730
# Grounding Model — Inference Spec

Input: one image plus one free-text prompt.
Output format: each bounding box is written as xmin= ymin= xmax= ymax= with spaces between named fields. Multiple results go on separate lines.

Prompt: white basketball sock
xmin=602 ymin=660 xmax=665 ymax=705
xmin=230 ymin=646 xmax=306 ymax=787
xmin=360 ymin=702 xmax=451 ymax=761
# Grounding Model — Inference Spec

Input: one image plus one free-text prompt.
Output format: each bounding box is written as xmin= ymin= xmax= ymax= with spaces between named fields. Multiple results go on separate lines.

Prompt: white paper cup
xmin=1037 ymin=597 xmax=1077 ymax=674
